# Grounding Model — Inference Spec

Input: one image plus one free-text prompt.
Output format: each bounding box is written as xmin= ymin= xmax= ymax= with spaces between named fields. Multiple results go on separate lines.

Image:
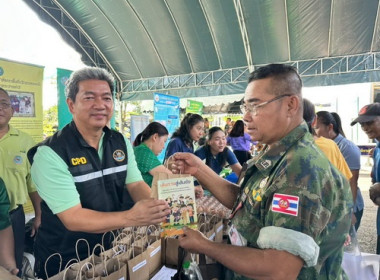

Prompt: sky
xmin=0 ymin=0 xmax=85 ymax=108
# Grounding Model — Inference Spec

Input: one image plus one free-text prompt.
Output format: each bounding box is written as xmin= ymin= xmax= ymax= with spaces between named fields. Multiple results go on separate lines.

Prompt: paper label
xmin=150 ymin=245 xmax=161 ymax=257
xmin=132 ymin=259 xmax=147 ymax=272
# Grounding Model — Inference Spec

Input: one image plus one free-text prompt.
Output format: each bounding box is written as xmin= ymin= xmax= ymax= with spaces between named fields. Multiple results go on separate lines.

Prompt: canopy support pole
xmin=234 ymin=0 xmax=253 ymax=72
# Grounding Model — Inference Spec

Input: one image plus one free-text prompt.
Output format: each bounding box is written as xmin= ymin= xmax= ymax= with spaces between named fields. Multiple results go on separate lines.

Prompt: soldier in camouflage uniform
xmin=170 ymin=64 xmax=353 ymax=279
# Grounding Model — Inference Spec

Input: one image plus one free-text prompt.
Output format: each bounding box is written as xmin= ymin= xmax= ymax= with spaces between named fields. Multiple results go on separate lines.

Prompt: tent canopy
xmin=24 ymin=0 xmax=380 ymax=101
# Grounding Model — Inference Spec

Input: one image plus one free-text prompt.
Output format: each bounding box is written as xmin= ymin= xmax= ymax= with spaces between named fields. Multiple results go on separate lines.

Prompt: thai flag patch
xmin=271 ymin=193 xmax=299 ymax=216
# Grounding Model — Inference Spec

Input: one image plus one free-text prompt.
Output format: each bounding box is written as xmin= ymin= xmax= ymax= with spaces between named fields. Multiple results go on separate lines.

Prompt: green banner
xmin=57 ymin=68 xmax=73 ymax=130
xmin=186 ymin=100 xmax=203 ymax=114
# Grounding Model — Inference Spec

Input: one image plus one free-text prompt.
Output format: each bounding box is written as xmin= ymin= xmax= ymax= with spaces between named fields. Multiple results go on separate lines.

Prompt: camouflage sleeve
xmin=255 ymin=181 xmax=327 ymax=267
xmin=258 ymin=175 xmax=328 ymax=266
xmin=258 ymin=157 xmax=351 ymax=267
xmin=263 ymin=173 xmax=332 ymax=241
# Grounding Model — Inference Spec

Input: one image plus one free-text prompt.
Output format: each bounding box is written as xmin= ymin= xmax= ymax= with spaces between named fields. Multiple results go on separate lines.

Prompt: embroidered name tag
xmin=271 ymin=193 xmax=299 ymax=216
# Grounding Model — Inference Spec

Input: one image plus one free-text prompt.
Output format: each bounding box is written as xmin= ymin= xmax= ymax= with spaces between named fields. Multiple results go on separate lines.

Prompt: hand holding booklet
xmin=151 ymin=173 xmax=198 ymax=237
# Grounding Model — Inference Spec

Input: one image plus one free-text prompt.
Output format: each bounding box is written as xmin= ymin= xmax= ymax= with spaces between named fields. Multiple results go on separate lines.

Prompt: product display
xmin=18 ymin=210 xmax=227 ymax=280
xmin=196 ymin=196 xmax=231 ymax=219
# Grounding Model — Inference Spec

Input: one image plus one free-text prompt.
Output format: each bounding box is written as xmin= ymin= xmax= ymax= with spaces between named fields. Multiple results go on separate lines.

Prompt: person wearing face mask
xmin=133 ymin=122 xmax=172 ymax=187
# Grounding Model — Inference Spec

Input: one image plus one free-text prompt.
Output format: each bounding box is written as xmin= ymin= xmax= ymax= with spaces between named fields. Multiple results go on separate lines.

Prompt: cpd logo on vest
xmin=71 ymin=157 xmax=87 ymax=165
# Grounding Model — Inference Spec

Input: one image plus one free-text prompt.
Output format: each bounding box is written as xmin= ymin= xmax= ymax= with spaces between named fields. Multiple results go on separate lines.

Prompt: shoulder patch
xmin=113 ymin=149 xmax=126 ymax=162
xmin=271 ymin=193 xmax=299 ymax=216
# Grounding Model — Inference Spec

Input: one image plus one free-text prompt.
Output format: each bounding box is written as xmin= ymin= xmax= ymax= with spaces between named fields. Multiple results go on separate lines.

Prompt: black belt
xmin=10 ymin=205 xmax=22 ymax=214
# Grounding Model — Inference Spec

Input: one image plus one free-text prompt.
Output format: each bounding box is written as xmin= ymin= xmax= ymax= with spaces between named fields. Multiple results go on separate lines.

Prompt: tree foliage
xmin=43 ymin=105 xmax=58 ymax=137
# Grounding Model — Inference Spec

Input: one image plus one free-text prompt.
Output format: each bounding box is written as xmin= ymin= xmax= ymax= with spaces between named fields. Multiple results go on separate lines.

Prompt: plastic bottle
xmin=183 ymin=260 xmax=203 ymax=280
xmin=183 ymin=260 xmax=191 ymax=279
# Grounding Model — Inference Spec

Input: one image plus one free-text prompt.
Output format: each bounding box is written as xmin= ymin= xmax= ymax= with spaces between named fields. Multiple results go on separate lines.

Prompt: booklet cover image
xmin=157 ymin=176 xmax=198 ymax=236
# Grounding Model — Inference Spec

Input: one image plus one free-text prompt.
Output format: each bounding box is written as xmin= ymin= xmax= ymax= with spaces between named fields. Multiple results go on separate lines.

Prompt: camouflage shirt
xmin=229 ymin=122 xmax=352 ymax=280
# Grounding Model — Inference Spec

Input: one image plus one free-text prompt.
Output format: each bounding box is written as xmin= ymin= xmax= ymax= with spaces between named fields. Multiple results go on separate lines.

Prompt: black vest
xmin=28 ymin=122 xmax=132 ymax=271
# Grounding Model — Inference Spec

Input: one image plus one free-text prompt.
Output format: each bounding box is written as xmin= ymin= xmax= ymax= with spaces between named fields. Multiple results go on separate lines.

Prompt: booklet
xmin=157 ymin=176 xmax=198 ymax=237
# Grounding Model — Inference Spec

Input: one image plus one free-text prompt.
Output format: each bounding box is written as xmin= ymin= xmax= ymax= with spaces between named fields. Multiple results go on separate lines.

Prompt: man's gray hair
xmin=0 ymin=87 xmax=9 ymax=96
xmin=65 ymin=67 xmax=115 ymax=101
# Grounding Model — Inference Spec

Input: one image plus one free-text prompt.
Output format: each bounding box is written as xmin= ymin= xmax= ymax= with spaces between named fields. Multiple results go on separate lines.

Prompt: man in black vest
xmin=28 ymin=67 xmax=170 ymax=279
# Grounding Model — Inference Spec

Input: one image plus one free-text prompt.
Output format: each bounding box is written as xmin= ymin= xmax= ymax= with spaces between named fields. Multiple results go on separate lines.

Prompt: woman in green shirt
xmin=133 ymin=122 xmax=172 ymax=186
xmin=0 ymin=178 xmax=18 ymax=276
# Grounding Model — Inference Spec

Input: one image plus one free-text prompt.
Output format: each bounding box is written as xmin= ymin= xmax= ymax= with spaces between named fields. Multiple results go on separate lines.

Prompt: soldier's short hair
xmin=248 ymin=64 xmax=302 ymax=96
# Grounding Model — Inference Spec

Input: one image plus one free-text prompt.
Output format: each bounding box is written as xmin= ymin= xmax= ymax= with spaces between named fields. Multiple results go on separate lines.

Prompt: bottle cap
xmin=183 ymin=260 xmax=190 ymax=269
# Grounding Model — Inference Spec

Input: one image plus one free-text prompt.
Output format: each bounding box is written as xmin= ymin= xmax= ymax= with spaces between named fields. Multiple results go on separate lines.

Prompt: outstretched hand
xmin=128 ymin=198 xmax=170 ymax=226
xmin=178 ymin=227 xmax=210 ymax=254
xmin=168 ymin=153 xmax=202 ymax=176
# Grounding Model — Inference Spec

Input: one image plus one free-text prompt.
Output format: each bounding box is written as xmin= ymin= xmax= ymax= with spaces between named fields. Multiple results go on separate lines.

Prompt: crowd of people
xmin=0 ymin=64 xmax=379 ymax=279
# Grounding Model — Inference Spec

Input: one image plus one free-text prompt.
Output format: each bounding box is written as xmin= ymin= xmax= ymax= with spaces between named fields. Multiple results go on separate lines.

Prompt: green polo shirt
xmin=133 ymin=143 xmax=162 ymax=187
xmin=31 ymin=134 xmax=143 ymax=214
xmin=0 ymin=125 xmax=36 ymax=211
xmin=0 ymin=178 xmax=11 ymax=230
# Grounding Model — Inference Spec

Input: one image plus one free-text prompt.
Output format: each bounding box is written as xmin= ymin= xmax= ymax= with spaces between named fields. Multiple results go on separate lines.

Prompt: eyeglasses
xmin=240 ymin=94 xmax=292 ymax=116
xmin=0 ymin=102 xmax=11 ymax=109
